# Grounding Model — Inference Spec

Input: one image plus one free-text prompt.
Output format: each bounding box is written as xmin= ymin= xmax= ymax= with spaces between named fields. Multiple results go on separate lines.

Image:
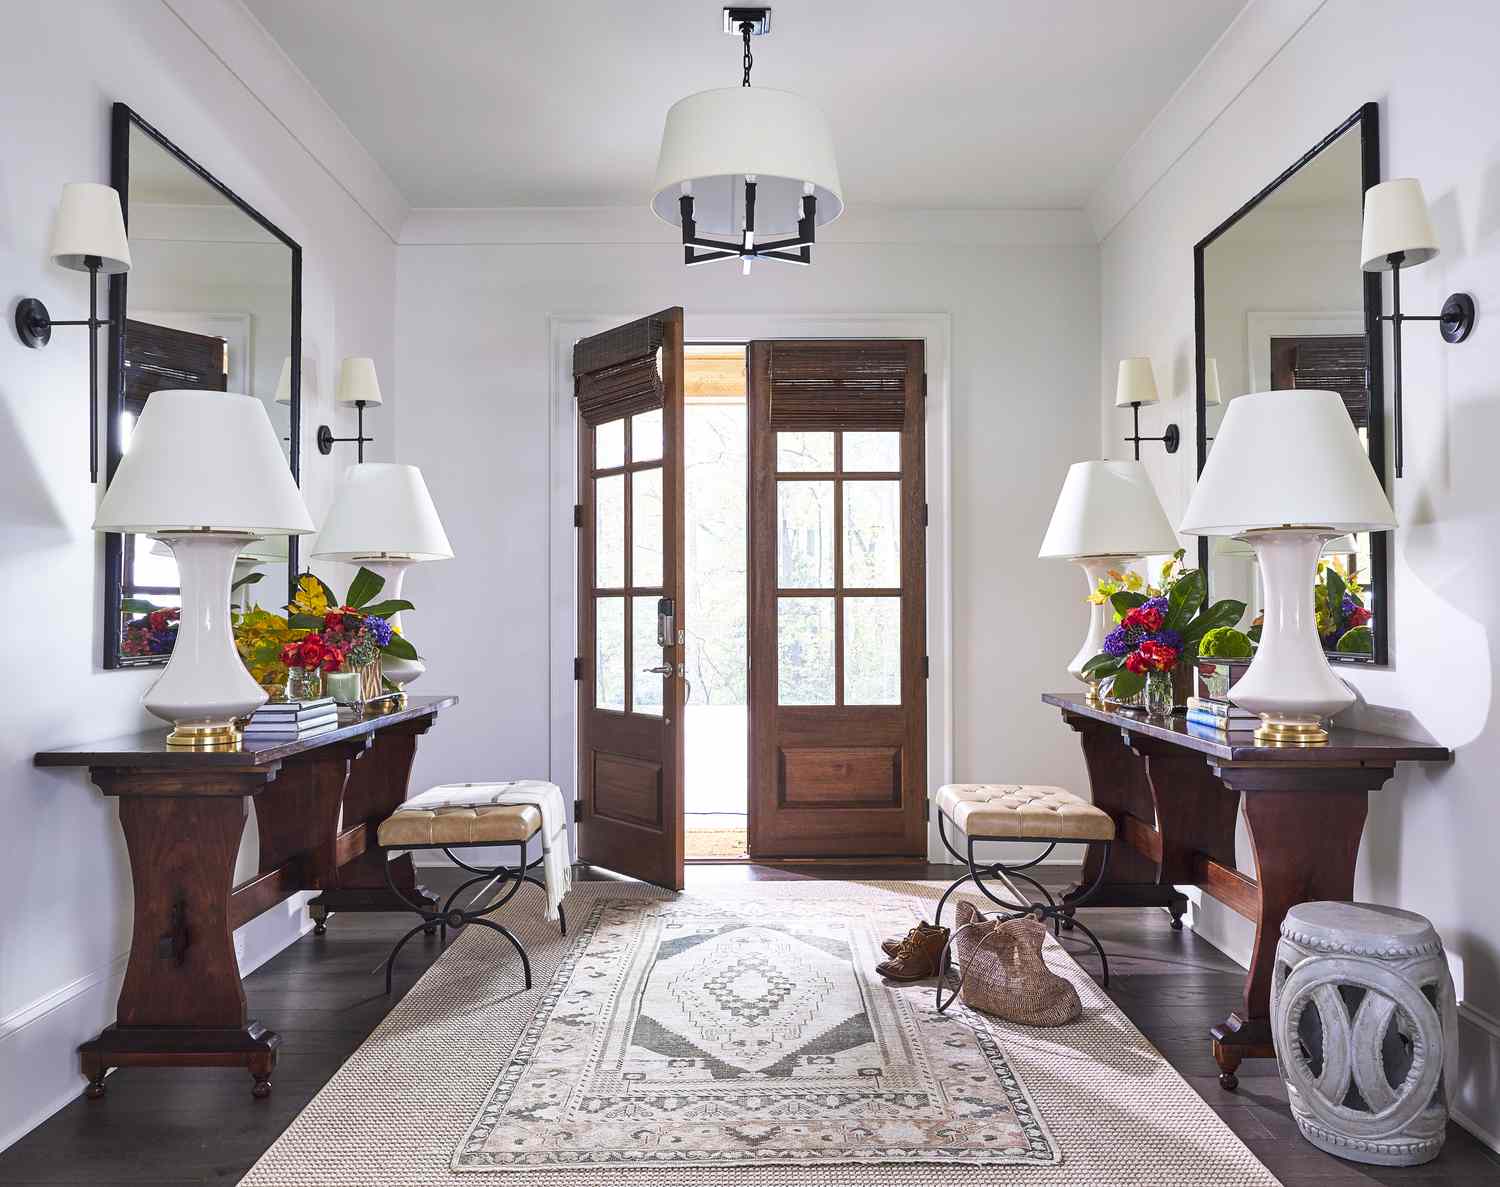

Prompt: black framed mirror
xmin=1193 ymin=101 xmax=1389 ymax=665
xmin=103 ymin=103 xmax=303 ymax=669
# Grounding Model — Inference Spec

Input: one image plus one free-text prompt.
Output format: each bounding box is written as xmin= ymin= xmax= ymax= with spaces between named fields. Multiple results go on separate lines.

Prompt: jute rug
xmin=240 ymin=881 xmax=1283 ymax=1187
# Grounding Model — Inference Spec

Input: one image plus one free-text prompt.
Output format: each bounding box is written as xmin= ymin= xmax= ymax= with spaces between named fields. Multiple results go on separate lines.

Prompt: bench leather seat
xmin=378 ymin=784 xmax=543 ymax=847
xmin=936 ymin=783 xmax=1114 ymax=842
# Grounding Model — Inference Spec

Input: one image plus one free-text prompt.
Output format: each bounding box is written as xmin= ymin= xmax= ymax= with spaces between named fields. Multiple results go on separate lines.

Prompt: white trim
xmin=1244 ymin=310 xmax=1363 ymax=392
xmin=1453 ymin=1001 xmax=1500 ymax=1153
xmin=1086 ymin=0 xmax=1329 ymax=241
xmin=159 ymin=0 xmax=410 ymax=242
xmin=548 ymin=313 xmax=954 ymax=863
xmin=402 ymin=206 xmax=1096 ymax=247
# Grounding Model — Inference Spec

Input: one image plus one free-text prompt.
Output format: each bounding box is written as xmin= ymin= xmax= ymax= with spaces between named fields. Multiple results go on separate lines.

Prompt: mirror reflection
xmin=109 ymin=116 xmax=300 ymax=666
xmin=1197 ymin=115 xmax=1385 ymax=661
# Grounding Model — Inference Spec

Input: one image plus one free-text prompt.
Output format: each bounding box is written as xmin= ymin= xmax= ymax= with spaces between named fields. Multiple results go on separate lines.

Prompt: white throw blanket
xmin=398 ymin=780 xmax=573 ymax=922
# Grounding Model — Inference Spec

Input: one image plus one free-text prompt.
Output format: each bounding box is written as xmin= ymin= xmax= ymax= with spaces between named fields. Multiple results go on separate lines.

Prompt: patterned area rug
xmin=240 ymin=881 xmax=1284 ymax=1187
xmin=455 ymin=893 xmax=1055 ymax=1171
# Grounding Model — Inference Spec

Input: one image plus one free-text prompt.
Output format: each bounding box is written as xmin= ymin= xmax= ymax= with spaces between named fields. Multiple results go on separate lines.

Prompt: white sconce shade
xmin=1203 ymin=357 xmax=1223 ymax=406
xmin=49 ymin=182 xmax=131 ymax=274
xmin=335 ymin=356 xmax=383 ymax=406
xmin=93 ymin=391 xmax=314 ymax=536
xmin=1115 ymin=357 xmax=1160 ymax=408
xmin=314 ymin=463 xmax=452 ymax=562
xmin=652 ymin=87 xmax=843 ymax=238
xmin=274 ymin=357 xmax=293 ymax=405
xmin=1039 ymin=460 xmax=1180 ymax=560
xmin=1361 ymin=179 xmax=1439 ymax=271
xmin=1180 ymin=391 xmax=1396 ymax=536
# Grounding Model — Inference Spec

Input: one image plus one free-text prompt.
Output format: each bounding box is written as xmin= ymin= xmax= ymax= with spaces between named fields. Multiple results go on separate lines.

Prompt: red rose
xmin=280 ymin=642 xmax=302 ymax=668
xmin=324 ymin=611 xmax=344 ymax=631
xmin=1123 ymin=651 xmax=1149 ymax=674
xmin=299 ymin=635 xmax=327 ymax=670
xmin=1138 ymin=640 xmax=1180 ymax=672
xmin=1348 ymin=606 xmax=1372 ymax=627
xmin=320 ymin=645 xmax=345 ymax=673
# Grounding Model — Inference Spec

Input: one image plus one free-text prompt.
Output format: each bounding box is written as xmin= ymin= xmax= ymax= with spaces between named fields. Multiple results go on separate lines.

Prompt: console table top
xmin=35 ymin=694 xmax=458 ymax=771
xmin=1043 ymin=693 xmax=1450 ymax=765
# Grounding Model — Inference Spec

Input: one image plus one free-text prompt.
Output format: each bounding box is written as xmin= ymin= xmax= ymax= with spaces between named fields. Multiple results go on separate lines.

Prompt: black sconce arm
xmin=317 ymin=400 xmax=374 ymax=463
xmin=1123 ymin=401 xmax=1181 ymax=460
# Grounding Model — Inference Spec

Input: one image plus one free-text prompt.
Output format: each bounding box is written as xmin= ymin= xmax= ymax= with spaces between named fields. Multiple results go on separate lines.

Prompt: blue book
xmin=1186 ymin=708 xmax=1256 ymax=733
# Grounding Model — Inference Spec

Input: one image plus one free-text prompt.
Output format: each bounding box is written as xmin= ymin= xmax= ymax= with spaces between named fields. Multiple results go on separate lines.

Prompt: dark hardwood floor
xmin=1 ymin=863 xmax=1495 ymax=1186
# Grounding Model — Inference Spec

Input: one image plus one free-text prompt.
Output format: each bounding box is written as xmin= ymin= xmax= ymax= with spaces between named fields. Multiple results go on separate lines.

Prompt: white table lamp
xmin=1040 ymin=460 xmax=1181 ymax=683
xmin=313 ymin=463 xmax=452 ymax=687
xmin=1180 ymin=390 xmax=1395 ymax=744
xmin=94 ymin=391 xmax=313 ymax=747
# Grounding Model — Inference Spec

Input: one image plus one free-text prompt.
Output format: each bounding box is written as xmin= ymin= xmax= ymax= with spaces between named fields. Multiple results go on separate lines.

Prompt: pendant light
xmin=652 ymin=7 xmax=843 ymax=272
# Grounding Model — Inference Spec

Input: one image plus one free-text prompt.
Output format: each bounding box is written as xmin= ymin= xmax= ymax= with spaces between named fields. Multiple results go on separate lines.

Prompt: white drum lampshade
xmin=1115 ymin=357 xmax=1160 ymax=407
xmin=1180 ymin=390 xmax=1395 ymax=743
xmin=50 ymin=182 xmax=131 ymax=273
xmin=1040 ymin=460 xmax=1180 ymax=682
xmin=314 ymin=463 xmax=452 ymax=688
xmin=652 ymin=87 xmax=843 ymax=239
xmin=1360 ymin=179 xmax=1439 ymax=271
xmin=335 ymin=356 xmax=383 ymax=406
xmin=93 ymin=391 xmax=313 ymax=747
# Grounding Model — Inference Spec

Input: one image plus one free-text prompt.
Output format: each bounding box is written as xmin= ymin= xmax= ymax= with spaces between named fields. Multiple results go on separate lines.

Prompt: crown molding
xmin=399 ymin=204 xmax=1096 ymax=247
xmin=160 ymin=0 xmax=411 ymax=242
xmin=1086 ymin=0 xmax=1329 ymax=242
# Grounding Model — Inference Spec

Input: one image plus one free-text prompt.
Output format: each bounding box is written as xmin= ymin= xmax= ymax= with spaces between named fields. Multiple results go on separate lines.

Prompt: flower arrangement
xmin=284 ymin=568 xmax=418 ymax=677
xmin=1083 ymin=550 xmax=1246 ymax=703
xmin=121 ymin=605 xmax=179 ymax=658
xmin=234 ymin=606 xmax=302 ymax=688
xmin=1244 ymin=559 xmax=1373 ymax=656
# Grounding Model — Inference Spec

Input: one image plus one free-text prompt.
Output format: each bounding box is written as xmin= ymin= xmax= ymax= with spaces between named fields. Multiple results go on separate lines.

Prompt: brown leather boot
xmin=876 ymin=922 xmax=950 ymax=982
xmin=880 ymin=920 xmax=948 ymax=957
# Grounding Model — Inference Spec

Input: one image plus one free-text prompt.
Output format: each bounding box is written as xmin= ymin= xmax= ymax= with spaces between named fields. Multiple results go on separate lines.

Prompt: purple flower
xmin=1341 ymin=593 xmax=1359 ymax=616
xmin=1103 ymin=626 xmax=1131 ymax=657
xmin=363 ymin=615 xmax=393 ymax=647
xmin=1152 ymin=628 xmax=1183 ymax=651
xmin=1143 ymin=595 xmax=1169 ymax=615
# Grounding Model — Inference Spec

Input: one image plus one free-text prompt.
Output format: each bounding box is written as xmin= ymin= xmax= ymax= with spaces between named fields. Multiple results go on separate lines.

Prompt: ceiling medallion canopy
xmin=652 ymin=7 xmax=844 ymax=273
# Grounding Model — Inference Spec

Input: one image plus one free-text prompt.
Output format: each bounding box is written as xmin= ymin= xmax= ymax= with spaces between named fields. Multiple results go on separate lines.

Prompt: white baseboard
xmin=0 ymin=896 xmax=312 ymax=1154
xmin=1452 ymin=1001 xmax=1500 ymax=1153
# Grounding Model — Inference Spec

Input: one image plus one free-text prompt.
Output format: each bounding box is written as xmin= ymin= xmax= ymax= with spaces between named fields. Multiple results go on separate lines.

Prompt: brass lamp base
xmin=1254 ymin=717 xmax=1329 ymax=746
xmin=165 ymin=722 xmax=242 ymax=750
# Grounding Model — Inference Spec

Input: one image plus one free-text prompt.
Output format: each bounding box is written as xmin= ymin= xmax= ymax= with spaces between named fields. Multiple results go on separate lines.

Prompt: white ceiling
xmin=244 ymin=0 xmax=1247 ymax=212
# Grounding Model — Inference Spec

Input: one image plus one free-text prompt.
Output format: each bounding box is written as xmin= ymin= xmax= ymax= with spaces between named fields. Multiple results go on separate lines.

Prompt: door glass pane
xmin=778 ymin=597 xmax=835 ymax=705
xmin=845 ymin=597 xmax=901 ymax=705
xmin=777 ymin=481 xmax=834 ymax=588
xmin=843 ymin=480 xmax=900 ymax=588
xmin=595 ymin=596 xmax=625 ymax=711
xmin=776 ymin=431 xmax=834 ymax=472
xmin=633 ymin=466 xmax=663 ymax=588
xmin=632 ymin=408 xmax=663 ymax=463
xmin=632 ymin=596 xmax=664 ymax=716
xmin=596 ymin=418 xmax=625 ymax=469
xmin=843 ymin=431 xmax=900 ymax=472
xmin=596 ymin=473 xmax=625 ymax=588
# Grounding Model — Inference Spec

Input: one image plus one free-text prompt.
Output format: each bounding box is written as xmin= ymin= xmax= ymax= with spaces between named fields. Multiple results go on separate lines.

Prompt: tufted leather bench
xmin=935 ymin=783 xmax=1114 ymax=842
xmin=378 ymin=800 xmax=542 ymax=848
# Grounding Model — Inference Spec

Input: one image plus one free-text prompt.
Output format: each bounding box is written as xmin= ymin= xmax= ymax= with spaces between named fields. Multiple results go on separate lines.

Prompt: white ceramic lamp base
xmin=145 ymin=532 xmax=269 ymax=748
xmin=361 ymin=558 xmax=425 ymax=688
xmin=1230 ymin=529 xmax=1354 ymax=744
xmin=1068 ymin=555 xmax=1139 ymax=685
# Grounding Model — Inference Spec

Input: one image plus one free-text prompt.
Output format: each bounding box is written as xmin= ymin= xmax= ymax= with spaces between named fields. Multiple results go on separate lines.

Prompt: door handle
xmin=643 ymin=665 xmax=673 ymax=676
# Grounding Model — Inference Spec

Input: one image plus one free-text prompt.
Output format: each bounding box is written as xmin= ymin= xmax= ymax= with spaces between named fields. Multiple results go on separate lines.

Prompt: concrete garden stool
xmin=1270 ymin=901 xmax=1457 ymax=1166
xmin=933 ymin=783 xmax=1114 ymax=985
xmin=375 ymin=790 xmax=566 ymax=994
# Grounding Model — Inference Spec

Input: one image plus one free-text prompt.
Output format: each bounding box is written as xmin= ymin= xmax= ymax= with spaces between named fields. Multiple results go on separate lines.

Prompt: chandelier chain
xmin=741 ymin=21 xmax=753 ymax=86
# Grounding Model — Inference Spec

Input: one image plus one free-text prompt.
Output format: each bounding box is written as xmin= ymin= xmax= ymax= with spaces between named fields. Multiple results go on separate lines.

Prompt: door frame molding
xmin=548 ymin=312 xmax=953 ymax=863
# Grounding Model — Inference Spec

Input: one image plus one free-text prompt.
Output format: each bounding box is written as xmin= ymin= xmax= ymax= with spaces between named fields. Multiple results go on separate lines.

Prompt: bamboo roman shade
xmin=574 ymin=313 xmax=669 ymax=426
xmin=765 ymin=340 xmax=916 ymax=431
xmin=1273 ymin=336 xmax=1369 ymax=428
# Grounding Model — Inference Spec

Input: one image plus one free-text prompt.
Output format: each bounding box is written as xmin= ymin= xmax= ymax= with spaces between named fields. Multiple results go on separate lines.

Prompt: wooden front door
xmin=575 ymin=309 xmax=686 ymax=889
xmin=747 ymin=340 xmax=927 ymax=858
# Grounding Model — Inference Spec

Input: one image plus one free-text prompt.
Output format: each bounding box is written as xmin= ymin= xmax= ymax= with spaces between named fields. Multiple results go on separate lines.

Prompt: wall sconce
xmin=1202 ymin=356 xmax=1222 ymax=443
xmin=318 ymin=356 xmax=381 ymax=461
xmin=1360 ymin=178 xmax=1476 ymax=478
xmin=14 ymin=183 xmax=132 ymax=483
xmin=1116 ymin=357 xmax=1179 ymax=458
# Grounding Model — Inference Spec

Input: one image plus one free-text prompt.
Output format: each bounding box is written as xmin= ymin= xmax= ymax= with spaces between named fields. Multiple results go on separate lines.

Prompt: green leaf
xmin=1109 ymin=590 xmax=1148 ymax=620
xmin=1247 ymin=622 xmax=1263 ymax=644
xmin=357 ymin=599 xmax=414 ymax=619
xmin=120 ymin=598 xmax=161 ymax=615
xmin=1324 ymin=565 xmax=1347 ymax=613
xmin=345 ymin=566 xmax=386 ymax=609
xmin=287 ymin=613 xmax=325 ymax=631
xmin=1107 ymin=669 xmax=1146 ymax=700
xmin=1181 ymin=599 xmax=1248 ymax=649
xmin=1081 ymin=653 xmax=1122 ymax=677
xmin=231 ymin=572 xmax=264 ymax=592
xmin=381 ymin=633 xmax=420 ymax=661
xmin=1336 ymin=625 xmax=1374 ymax=654
xmin=1164 ymin=568 xmax=1206 ymax=632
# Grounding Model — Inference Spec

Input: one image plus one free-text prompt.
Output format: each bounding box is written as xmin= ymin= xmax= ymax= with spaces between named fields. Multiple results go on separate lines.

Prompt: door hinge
xmin=573 ymin=503 xmax=583 ymax=527
xmin=574 ymin=657 xmax=583 ymax=680
xmin=923 ymin=502 xmax=929 ymax=527
xmin=922 ymin=798 xmax=930 ymax=821
xmin=923 ymin=655 xmax=930 ymax=678
xmin=573 ymin=798 xmax=583 ymax=822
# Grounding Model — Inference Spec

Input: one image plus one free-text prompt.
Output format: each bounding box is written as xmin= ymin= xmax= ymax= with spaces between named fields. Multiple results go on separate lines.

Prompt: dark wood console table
xmin=1043 ymin=692 xmax=1449 ymax=1089
xmin=35 ymin=694 xmax=456 ymax=1100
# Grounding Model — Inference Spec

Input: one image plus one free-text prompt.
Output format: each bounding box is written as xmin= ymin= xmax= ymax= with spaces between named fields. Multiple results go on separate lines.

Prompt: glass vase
xmin=1145 ymin=670 xmax=1175 ymax=718
xmin=285 ymin=665 xmax=322 ymax=702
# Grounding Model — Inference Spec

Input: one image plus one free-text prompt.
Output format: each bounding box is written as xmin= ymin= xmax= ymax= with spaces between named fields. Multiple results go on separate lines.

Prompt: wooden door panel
xmin=575 ymin=309 xmax=685 ymax=890
xmin=748 ymin=340 xmax=927 ymax=859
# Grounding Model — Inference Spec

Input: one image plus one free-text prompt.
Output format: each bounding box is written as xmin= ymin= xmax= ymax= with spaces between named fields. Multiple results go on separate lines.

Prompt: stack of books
xmin=243 ymin=697 xmax=339 ymax=742
xmin=1185 ymin=696 xmax=1258 ymax=736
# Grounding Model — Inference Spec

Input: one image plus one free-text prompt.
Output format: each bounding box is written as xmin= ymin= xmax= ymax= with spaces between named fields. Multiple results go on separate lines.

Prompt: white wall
xmin=0 ymin=0 xmax=401 ymax=1149
xmin=393 ymin=218 xmax=1101 ymax=857
xmin=1094 ymin=0 xmax=1500 ymax=1146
